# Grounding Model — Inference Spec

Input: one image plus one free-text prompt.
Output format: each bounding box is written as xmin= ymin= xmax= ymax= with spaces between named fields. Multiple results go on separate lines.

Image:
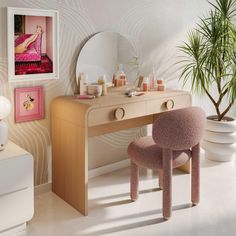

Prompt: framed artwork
xmin=14 ymin=86 xmax=44 ymax=123
xmin=7 ymin=7 xmax=59 ymax=82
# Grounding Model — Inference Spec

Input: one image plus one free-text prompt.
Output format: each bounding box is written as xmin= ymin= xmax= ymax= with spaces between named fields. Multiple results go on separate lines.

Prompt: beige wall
xmin=0 ymin=0 xmax=234 ymax=186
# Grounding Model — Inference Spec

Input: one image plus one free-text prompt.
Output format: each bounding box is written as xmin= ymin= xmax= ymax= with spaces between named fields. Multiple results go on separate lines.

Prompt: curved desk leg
xmin=52 ymin=117 xmax=88 ymax=216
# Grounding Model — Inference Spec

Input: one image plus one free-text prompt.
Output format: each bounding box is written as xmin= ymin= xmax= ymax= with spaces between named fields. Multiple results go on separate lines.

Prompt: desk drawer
xmin=87 ymin=94 xmax=191 ymax=127
xmin=88 ymin=102 xmax=146 ymax=127
xmin=146 ymin=94 xmax=191 ymax=115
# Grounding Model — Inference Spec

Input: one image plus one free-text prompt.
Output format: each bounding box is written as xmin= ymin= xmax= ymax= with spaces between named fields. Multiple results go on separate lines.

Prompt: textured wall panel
xmin=0 ymin=0 xmax=221 ymax=186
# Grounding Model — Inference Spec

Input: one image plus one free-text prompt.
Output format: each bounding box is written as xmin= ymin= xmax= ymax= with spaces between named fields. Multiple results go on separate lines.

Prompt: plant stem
xmin=201 ymin=83 xmax=217 ymax=106
xmin=216 ymin=88 xmax=228 ymax=107
xmin=201 ymin=81 xmax=224 ymax=120
xmin=219 ymin=100 xmax=234 ymax=121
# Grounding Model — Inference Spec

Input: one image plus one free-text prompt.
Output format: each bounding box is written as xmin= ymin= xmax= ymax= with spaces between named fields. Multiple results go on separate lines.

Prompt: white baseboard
xmin=0 ymin=223 xmax=26 ymax=235
xmin=34 ymin=182 xmax=52 ymax=195
xmin=34 ymin=160 xmax=130 ymax=194
xmin=88 ymin=159 xmax=130 ymax=179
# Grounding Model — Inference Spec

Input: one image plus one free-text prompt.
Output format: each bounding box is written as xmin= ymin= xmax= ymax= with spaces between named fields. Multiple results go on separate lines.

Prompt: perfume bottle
xmin=143 ymin=77 xmax=149 ymax=91
xmin=115 ymin=64 xmax=127 ymax=86
xmin=148 ymin=66 xmax=155 ymax=90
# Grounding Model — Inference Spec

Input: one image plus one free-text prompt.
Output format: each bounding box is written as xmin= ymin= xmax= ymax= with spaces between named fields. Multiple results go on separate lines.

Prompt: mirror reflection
xmin=76 ymin=32 xmax=139 ymax=86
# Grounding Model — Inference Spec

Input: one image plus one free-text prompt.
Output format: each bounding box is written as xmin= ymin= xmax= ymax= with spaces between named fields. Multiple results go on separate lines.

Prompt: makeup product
xmin=125 ymin=90 xmax=145 ymax=97
xmin=143 ymin=77 xmax=149 ymax=91
xmin=87 ymin=85 xmax=96 ymax=95
xmin=126 ymin=90 xmax=135 ymax=97
xmin=79 ymin=73 xmax=88 ymax=95
xmin=135 ymin=92 xmax=145 ymax=96
xmin=87 ymin=84 xmax=102 ymax=96
xmin=156 ymin=78 xmax=165 ymax=91
xmin=157 ymin=79 xmax=164 ymax=85
xmin=75 ymin=94 xmax=95 ymax=99
xmin=98 ymin=75 xmax=107 ymax=96
xmin=149 ymin=67 xmax=155 ymax=90
xmin=157 ymin=84 xmax=165 ymax=91
xmin=137 ymin=75 xmax=144 ymax=88
xmin=114 ymin=64 xmax=127 ymax=87
xmin=117 ymin=64 xmax=126 ymax=81
xmin=112 ymin=74 xmax=116 ymax=86
xmin=77 ymin=72 xmax=86 ymax=93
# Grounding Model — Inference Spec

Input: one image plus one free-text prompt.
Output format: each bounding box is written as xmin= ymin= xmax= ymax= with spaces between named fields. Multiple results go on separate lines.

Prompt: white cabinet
xmin=0 ymin=141 xmax=34 ymax=234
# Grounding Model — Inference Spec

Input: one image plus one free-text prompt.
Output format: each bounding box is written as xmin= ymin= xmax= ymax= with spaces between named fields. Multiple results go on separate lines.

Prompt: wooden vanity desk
xmin=51 ymin=87 xmax=192 ymax=216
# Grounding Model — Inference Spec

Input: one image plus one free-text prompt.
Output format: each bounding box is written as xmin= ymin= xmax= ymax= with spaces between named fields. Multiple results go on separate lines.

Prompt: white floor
xmin=20 ymin=158 xmax=236 ymax=236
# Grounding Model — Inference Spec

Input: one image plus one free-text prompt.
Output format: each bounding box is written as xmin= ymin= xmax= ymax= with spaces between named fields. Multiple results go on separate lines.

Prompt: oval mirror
xmin=76 ymin=32 xmax=139 ymax=86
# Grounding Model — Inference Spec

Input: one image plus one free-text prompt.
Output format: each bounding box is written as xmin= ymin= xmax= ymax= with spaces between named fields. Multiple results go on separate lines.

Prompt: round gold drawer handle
xmin=114 ymin=107 xmax=125 ymax=120
xmin=165 ymin=99 xmax=174 ymax=110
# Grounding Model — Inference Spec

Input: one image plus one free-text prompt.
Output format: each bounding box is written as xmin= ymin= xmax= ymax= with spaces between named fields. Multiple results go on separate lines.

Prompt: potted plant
xmin=179 ymin=0 xmax=236 ymax=161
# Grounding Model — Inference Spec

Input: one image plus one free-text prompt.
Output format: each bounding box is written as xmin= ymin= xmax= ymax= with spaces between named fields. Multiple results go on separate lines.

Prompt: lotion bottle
xmin=149 ymin=66 xmax=155 ymax=90
xmin=143 ymin=77 xmax=149 ymax=91
xmin=116 ymin=64 xmax=127 ymax=86
xmin=80 ymin=73 xmax=88 ymax=95
xmin=98 ymin=75 xmax=107 ymax=96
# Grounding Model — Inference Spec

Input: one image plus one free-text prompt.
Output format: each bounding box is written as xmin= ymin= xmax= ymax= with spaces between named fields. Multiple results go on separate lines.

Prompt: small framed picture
xmin=7 ymin=7 xmax=59 ymax=82
xmin=14 ymin=86 xmax=44 ymax=123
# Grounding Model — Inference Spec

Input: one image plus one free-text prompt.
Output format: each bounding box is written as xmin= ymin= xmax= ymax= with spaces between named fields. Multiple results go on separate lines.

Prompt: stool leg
xmin=162 ymin=149 xmax=173 ymax=220
xmin=191 ymin=143 xmax=200 ymax=206
xmin=130 ymin=161 xmax=139 ymax=201
xmin=158 ymin=170 xmax=163 ymax=190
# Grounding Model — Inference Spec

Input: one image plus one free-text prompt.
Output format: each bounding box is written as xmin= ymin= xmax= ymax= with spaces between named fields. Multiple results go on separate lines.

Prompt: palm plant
xmin=179 ymin=0 xmax=236 ymax=121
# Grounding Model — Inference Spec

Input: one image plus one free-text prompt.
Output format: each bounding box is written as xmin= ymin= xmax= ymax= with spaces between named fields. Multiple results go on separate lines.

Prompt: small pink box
xmin=157 ymin=79 xmax=164 ymax=85
xmin=157 ymin=84 xmax=165 ymax=91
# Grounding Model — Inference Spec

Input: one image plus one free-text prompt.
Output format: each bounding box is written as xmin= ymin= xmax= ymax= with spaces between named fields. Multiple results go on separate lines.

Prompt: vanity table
xmin=51 ymin=87 xmax=191 ymax=216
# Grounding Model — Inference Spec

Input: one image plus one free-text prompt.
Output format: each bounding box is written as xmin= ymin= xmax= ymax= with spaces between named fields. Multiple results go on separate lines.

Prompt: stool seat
xmin=128 ymin=136 xmax=191 ymax=170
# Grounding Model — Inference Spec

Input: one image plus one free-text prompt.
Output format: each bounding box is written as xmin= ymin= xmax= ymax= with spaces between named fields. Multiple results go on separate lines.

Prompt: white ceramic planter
xmin=202 ymin=115 xmax=236 ymax=162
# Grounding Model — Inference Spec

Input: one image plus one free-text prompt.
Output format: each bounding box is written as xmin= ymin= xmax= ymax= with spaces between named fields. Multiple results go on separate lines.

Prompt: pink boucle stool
xmin=127 ymin=107 xmax=205 ymax=220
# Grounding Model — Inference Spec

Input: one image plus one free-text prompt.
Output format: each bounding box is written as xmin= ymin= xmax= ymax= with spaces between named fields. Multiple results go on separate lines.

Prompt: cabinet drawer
xmin=0 ymin=154 xmax=33 ymax=196
xmin=0 ymin=188 xmax=34 ymax=232
xmin=146 ymin=94 xmax=191 ymax=115
xmin=88 ymin=101 xmax=146 ymax=127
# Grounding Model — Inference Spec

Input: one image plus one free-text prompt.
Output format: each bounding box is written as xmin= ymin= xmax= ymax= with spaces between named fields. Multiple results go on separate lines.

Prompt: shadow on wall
xmin=139 ymin=24 xmax=236 ymax=118
xmin=0 ymin=0 xmax=216 ymax=187
xmin=139 ymin=24 xmax=195 ymax=88
xmin=69 ymin=34 xmax=96 ymax=94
